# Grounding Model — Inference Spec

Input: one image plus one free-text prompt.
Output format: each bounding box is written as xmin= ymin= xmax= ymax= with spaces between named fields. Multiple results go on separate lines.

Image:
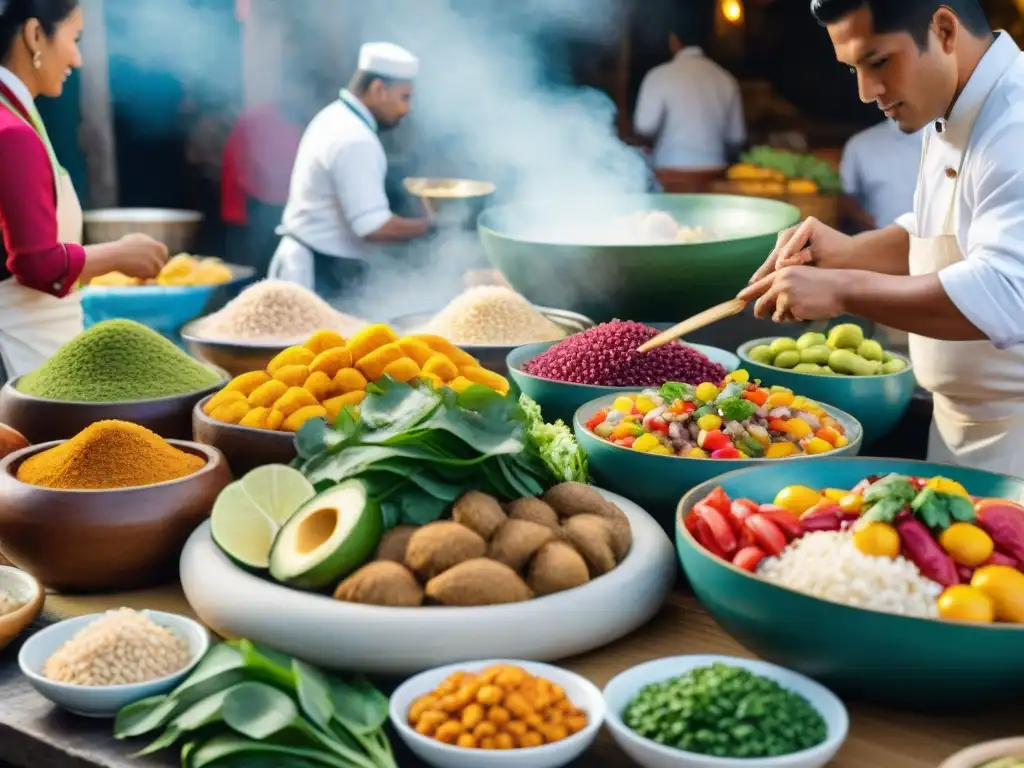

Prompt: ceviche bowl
xmin=676 ymin=457 xmax=1024 ymax=709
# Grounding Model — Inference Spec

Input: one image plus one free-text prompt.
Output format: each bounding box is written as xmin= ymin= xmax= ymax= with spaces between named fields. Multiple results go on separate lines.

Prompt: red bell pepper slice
xmin=701 ymin=486 xmax=733 ymax=516
xmin=730 ymin=499 xmax=758 ymax=527
xmin=694 ymin=502 xmax=738 ymax=557
xmin=647 ymin=417 xmax=670 ymax=435
xmin=744 ymin=514 xmax=787 ymax=556
xmin=585 ymin=412 xmax=607 ymax=431
xmin=756 ymin=509 xmax=803 ymax=541
xmin=701 ymin=429 xmax=732 ymax=452
xmin=733 ymin=546 xmax=768 ymax=572
xmin=694 ymin=517 xmax=726 ymax=558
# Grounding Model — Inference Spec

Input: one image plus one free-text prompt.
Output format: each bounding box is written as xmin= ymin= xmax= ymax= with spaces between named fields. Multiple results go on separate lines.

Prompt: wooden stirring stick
xmin=636 ymin=298 xmax=747 ymax=353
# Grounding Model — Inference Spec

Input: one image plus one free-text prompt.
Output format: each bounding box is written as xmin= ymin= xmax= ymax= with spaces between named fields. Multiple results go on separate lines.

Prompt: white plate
xmin=602 ymin=655 xmax=849 ymax=768
xmin=389 ymin=658 xmax=604 ymax=768
xmin=180 ymin=488 xmax=676 ymax=675
xmin=19 ymin=610 xmax=209 ymax=718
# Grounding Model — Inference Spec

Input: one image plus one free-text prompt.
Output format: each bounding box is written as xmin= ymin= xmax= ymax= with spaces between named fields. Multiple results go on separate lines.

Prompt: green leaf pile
xmin=293 ymin=377 xmax=563 ymax=529
xmin=742 ymin=146 xmax=843 ymax=194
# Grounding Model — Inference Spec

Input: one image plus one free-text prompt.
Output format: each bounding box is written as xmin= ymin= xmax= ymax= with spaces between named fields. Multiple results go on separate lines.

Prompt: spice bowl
xmin=18 ymin=610 xmax=209 ymax=718
xmin=389 ymin=659 xmax=605 ymax=768
xmin=0 ymin=566 xmax=44 ymax=650
xmin=0 ymin=370 xmax=228 ymax=444
xmin=192 ymin=395 xmax=298 ymax=476
xmin=0 ymin=440 xmax=232 ymax=592
xmin=602 ymin=655 xmax=848 ymax=768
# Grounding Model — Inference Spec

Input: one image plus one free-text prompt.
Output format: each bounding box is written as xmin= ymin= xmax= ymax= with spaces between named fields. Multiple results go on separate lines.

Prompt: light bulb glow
xmin=722 ymin=0 xmax=744 ymax=24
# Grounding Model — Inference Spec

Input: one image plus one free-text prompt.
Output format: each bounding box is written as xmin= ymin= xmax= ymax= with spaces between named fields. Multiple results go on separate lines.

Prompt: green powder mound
xmin=16 ymin=320 xmax=223 ymax=402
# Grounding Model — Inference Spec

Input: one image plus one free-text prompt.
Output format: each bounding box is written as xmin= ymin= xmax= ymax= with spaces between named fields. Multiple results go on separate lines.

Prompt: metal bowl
xmin=82 ymin=208 xmax=204 ymax=255
xmin=404 ymin=177 xmax=496 ymax=230
xmin=478 ymin=194 xmax=800 ymax=323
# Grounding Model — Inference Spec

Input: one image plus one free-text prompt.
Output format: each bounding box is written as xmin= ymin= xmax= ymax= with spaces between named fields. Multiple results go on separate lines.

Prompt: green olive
xmin=828 ymin=348 xmax=882 ymax=376
xmin=749 ymin=344 xmax=775 ymax=364
xmin=882 ymin=358 xmax=908 ymax=374
xmin=796 ymin=332 xmax=827 ymax=350
xmin=773 ymin=350 xmax=801 ymax=369
xmin=799 ymin=345 xmax=832 ymax=366
xmin=826 ymin=323 xmax=865 ymax=350
xmin=857 ymin=339 xmax=884 ymax=362
xmin=792 ymin=363 xmax=825 ymax=374
xmin=882 ymin=351 xmax=895 ymax=363
xmin=768 ymin=337 xmax=799 ymax=357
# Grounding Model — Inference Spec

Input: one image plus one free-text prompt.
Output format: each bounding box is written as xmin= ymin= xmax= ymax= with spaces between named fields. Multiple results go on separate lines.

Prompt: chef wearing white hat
xmin=270 ymin=42 xmax=430 ymax=304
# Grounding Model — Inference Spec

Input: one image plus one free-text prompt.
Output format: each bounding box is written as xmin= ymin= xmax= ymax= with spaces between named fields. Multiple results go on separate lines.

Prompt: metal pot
xmin=403 ymin=178 xmax=495 ymax=230
xmin=82 ymin=208 xmax=204 ymax=255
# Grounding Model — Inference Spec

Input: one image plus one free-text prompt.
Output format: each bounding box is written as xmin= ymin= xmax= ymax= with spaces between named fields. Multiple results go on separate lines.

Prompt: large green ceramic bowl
xmin=737 ymin=337 xmax=915 ymax=444
xmin=575 ymin=394 xmax=863 ymax=528
xmin=478 ymin=194 xmax=800 ymax=322
xmin=676 ymin=457 xmax=1024 ymax=709
xmin=507 ymin=340 xmax=740 ymax=426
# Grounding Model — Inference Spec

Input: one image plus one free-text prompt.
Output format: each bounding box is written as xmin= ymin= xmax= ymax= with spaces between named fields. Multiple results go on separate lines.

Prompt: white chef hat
xmin=357 ymin=42 xmax=419 ymax=81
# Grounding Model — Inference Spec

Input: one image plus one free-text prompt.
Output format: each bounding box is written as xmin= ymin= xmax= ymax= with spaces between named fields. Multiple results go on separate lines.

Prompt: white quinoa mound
xmin=197 ymin=280 xmax=365 ymax=343
xmin=43 ymin=608 xmax=192 ymax=687
xmin=423 ymin=286 xmax=566 ymax=346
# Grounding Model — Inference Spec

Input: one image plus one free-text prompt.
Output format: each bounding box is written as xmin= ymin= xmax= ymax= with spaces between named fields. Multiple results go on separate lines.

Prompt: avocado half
xmin=268 ymin=479 xmax=382 ymax=590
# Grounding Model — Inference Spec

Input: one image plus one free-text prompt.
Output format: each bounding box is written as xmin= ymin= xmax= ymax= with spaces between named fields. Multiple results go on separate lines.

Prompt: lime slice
xmin=210 ymin=466 xmax=315 ymax=571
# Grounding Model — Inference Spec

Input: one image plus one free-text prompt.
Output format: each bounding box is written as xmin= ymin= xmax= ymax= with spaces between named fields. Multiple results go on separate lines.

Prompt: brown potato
xmin=452 ymin=491 xmax=507 ymax=540
xmin=527 ymin=541 xmax=590 ymax=596
xmin=374 ymin=525 xmax=417 ymax=563
xmin=425 ymin=558 xmax=533 ymax=606
xmin=405 ymin=522 xmax=487 ymax=580
xmin=543 ymin=483 xmax=632 ymax=560
xmin=487 ymin=519 xmax=556 ymax=572
xmin=506 ymin=498 xmax=560 ymax=532
xmin=333 ymin=561 xmax=424 ymax=606
xmin=561 ymin=515 xmax=617 ymax=577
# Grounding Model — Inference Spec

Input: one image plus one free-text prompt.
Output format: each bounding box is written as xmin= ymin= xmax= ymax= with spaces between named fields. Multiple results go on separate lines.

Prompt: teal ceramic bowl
xmin=479 ymin=194 xmax=800 ymax=322
xmin=507 ymin=340 xmax=740 ymax=426
xmin=575 ymin=394 xmax=863 ymax=528
xmin=676 ymin=457 xmax=1024 ymax=709
xmin=737 ymin=338 xmax=915 ymax=444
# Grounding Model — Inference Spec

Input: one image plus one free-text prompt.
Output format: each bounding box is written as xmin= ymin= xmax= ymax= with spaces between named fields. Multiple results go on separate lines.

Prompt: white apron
xmin=0 ymin=91 xmax=84 ymax=380
xmin=909 ymin=118 xmax=1024 ymax=476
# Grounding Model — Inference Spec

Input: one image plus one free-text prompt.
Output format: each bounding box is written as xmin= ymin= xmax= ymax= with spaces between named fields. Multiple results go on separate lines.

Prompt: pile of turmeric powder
xmin=17 ymin=420 xmax=206 ymax=490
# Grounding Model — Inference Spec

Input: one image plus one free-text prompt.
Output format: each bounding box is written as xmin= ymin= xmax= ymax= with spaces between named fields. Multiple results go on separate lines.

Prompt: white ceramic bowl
xmin=390 ymin=658 xmax=605 ymax=768
xmin=18 ymin=610 xmax=210 ymax=718
xmin=180 ymin=488 xmax=676 ymax=675
xmin=939 ymin=738 xmax=1024 ymax=768
xmin=602 ymin=655 xmax=849 ymax=768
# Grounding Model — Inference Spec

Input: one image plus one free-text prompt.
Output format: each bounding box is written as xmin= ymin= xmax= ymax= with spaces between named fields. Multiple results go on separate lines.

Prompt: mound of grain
xmin=197 ymin=280 xmax=365 ymax=342
xmin=757 ymin=531 xmax=942 ymax=619
xmin=43 ymin=608 xmax=191 ymax=686
xmin=422 ymin=286 xmax=565 ymax=345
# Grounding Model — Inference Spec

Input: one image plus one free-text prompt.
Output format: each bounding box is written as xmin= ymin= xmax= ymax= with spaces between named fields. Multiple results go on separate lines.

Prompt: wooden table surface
xmin=0 ymin=584 xmax=1017 ymax=767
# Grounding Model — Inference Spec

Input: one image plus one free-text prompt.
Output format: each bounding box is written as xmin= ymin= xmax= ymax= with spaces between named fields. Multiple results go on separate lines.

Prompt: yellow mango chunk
xmin=382 ymin=357 xmax=422 ymax=383
xmin=459 ymin=365 xmax=510 ymax=395
xmin=239 ymin=406 xmax=271 ymax=429
xmin=248 ymin=379 xmax=289 ymax=408
xmin=210 ymin=400 xmax=250 ymax=425
xmin=266 ymin=409 xmax=285 ymax=431
xmin=409 ymin=334 xmax=478 ymax=368
xmin=347 ymin=324 xmax=398 ymax=363
xmin=356 ymin=343 xmax=405 ymax=381
xmin=282 ymin=405 xmax=329 ymax=432
xmin=204 ymin=389 xmax=247 ymax=415
xmin=397 ymin=337 xmax=435 ymax=367
xmin=422 ymin=354 xmax=459 ymax=381
xmin=273 ymin=364 xmax=311 ymax=388
xmin=303 ymin=330 xmax=347 ymax=355
xmin=222 ymin=371 xmax=271 ymax=396
xmin=334 ymin=368 xmax=368 ymax=394
xmin=304 ymin=371 xmax=335 ymax=401
xmin=274 ymin=386 xmax=319 ymax=416
xmin=309 ymin=347 xmax=353 ymax=378
xmin=266 ymin=346 xmax=315 ymax=374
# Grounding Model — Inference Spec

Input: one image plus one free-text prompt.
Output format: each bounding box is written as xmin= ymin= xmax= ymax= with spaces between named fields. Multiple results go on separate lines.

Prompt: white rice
xmin=422 ymin=286 xmax=566 ymax=346
xmin=757 ymin=531 xmax=942 ymax=619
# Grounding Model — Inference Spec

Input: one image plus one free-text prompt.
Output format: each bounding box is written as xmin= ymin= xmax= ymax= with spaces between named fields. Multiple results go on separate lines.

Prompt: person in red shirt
xmin=0 ymin=0 xmax=168 ymax=381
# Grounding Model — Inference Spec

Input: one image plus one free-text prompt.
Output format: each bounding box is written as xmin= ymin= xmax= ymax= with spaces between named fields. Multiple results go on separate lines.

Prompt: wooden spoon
xmin=636 ymin=298 xmax=747 ymax=353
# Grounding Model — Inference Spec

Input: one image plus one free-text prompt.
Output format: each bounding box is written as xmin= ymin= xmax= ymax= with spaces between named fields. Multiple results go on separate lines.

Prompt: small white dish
xmin=602 ymin=655 xmax=848 ymax=768
xmin=18 ymin=609 xmax=209 ymax=718
xmin=389 ymin=658 xmax=605 ymax=768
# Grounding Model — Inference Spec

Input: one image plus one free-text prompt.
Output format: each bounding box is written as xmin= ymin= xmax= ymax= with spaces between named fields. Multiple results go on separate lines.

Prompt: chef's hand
xmin=748 ymin=217 xmax=855 ymax=284
xmin=115 ymin=233 xmax=169 ymax=279
xmin=738 ymin=265 xmax=848 ymax=323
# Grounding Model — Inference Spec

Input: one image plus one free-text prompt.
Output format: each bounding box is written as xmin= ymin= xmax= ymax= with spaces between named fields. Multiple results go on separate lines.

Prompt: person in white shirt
xmin=269 ymin=42 xmax=430 ymax=304
xmin=740 ymin=0 xmax=1024 ymax=475
xmin=840 ymin=119 xmax=924 ymax=228
xmin=632 ymin=9 xmax=746 ymax=170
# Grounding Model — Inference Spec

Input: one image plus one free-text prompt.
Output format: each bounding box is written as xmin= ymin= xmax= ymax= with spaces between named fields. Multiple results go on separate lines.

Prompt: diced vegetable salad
xmin=684 ymin=476 xmax=1024 ymax=624
xmin=583 ymin=370 xmax=849 ymax=460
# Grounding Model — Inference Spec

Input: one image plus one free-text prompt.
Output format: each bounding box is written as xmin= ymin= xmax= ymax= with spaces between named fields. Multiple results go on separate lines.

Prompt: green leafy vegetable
xmin=863 ymin=474 xmax=917 ymax=505
xmin=519 ymin=394 xmax=589 ymax=483
xmin=717 ymin=397 xmax=756 ymax=423
xmin=742 ymin=146 xmax=843 ymax=193
xmin=658 ymin=382 xmax=696 ymax=402
xmin=714 ymin=382 xmax=745 ymax=403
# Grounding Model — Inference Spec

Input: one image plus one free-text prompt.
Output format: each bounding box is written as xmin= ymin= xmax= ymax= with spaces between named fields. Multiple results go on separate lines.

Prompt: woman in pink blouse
xmin=0 ymin=0 xmax=168 ymax=381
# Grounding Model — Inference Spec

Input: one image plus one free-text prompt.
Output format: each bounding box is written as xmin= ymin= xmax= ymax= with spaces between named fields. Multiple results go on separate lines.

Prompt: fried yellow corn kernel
xmin=303 ymin=371 xmax=335 ymax=401
xmin=540 ymin=724 xmax=569 ymax=743
xmin=471 ymin=721 xmax=497 ymax=740
xmin=410 ymin=334 xmax=478 ymax=368
xmin=493 ymin=733 xmax=515 ymax=750
xmin=455 ymin=733 xmax=476 ymax=749
xmin=266 ymin=345 xmax=315 ymax=374
xmin=223 ymin=370 xmax=271 ymax=396
xmin=422 ymin=354 xmax=459 ymax=381
xmin=459 ymin=365 xmax=510 ymax=395
xmin=273 ymin=364 xmax=310 ymax=387
xmin=419 ymin=372 xmax=444 ymax=390
xmin=447 ymin=376 xmax=476 ymax=394
xmin=274 ymin=386 xmax=319 ymax=416
xmin=504 ymin=720 xmax=528 ymax=738
xmin=356 ymin=343 xmax=406 ymax=381
xmin=487 ymin=706 xmax=511 ymax=726
xmin=247 ymin=379 xmax=289 ymax=408
xmin=238 ymin=406 xmax=271 ymax=429
xmin=309 ymin=346 xmax=353 ymax=379
xmin=565 ymin=714 xmax=588 ymax=734
xmin=282 ymin=404 xmax=328 ymax=432
xmin=397 ymin=337 xmax=435 ymax=367
xmin=303 ymin=329 xmax=347 ymax=355
xmin=381 ymin=357 xmax=421 ymax=383
xmin=203 ymin=389 xmax=246 ymax=415
xmin=519 ymin=731 xmax=544 ymax=749
xmin=460 ymin=703 xmax=485 ymax=730
xmin=266 ymin=409 xmax=285 ymax=430
xmin=210 ymin=400 xmax=250 ymax=425
xmin=347 ymin=323 xmax=398 ymax=363
xmin=335 ymin=390 xmax=366 ymax=408
xmin=333 ymin=367 xmax=368 ymax=394
xmin=408 ymin=696 xmax=438 ymax=725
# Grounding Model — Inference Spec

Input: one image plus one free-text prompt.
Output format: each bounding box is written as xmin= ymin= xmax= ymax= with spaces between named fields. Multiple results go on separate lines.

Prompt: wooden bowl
xmin=180 ymin=320 xmax=294 ymax=378
xmin=0 ymin=567 xmax=43 ymax=650
xmin=0 ymin=441 xmax=231 ymax=593
xmin=192 ymin=395 xmax=297 ymax=477
xmin=0 ymin=424 xmax=29 ymax=460
xmin=0 ymin=372 xmax=227 ymax=444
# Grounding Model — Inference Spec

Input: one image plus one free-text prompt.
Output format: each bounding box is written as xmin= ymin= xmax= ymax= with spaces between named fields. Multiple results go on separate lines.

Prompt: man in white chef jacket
xmin=739 ymin=0 xmax=1024 ymax=476
xmin=840 ymin=119 xmax=924 ymax=229
xmin=269 ymin=42 xmax=430 ymax=304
